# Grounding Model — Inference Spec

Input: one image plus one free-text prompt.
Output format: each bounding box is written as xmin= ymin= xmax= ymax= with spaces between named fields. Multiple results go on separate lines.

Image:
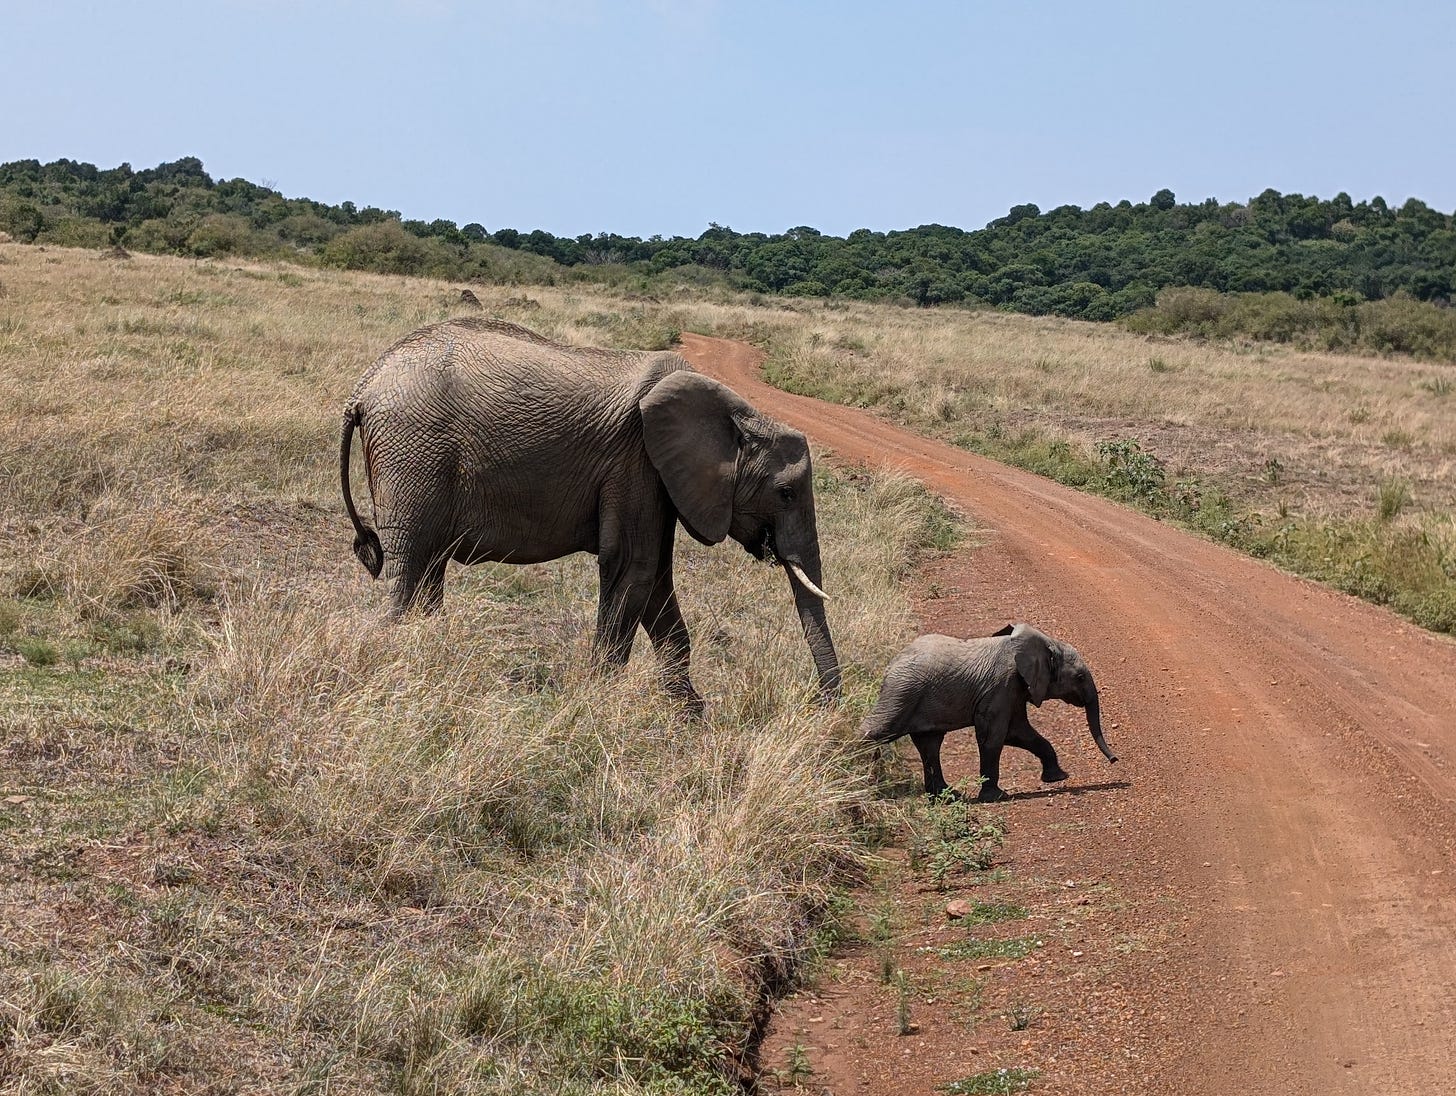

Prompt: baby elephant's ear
xmin=1013 ymin=630 xmax=1056 ymax=706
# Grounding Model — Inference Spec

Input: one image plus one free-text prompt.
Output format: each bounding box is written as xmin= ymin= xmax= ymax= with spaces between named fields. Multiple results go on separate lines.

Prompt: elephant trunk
xmin=1084 ymin=691 xmax=1119 ymax=763
xmin=784 ymin=552 xmax=842 ymax=703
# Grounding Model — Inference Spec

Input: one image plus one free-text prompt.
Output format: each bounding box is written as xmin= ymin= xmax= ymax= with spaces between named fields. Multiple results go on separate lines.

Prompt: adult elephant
xmin=339 ymin=317 xmax=841 ymax=711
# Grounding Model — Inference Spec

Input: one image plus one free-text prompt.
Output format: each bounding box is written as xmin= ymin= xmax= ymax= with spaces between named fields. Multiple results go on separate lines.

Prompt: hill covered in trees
xmin=3 ymin=156 xmax=1454 ymax=343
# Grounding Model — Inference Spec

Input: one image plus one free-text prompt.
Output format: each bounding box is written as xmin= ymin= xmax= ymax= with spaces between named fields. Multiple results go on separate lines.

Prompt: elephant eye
xmin=777 ymin=485 xmax=796 ymax=503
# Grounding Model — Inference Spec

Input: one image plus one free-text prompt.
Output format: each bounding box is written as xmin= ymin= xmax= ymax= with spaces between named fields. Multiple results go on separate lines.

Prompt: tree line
xmin=3 ymin=156 xmax=1454 ymax=329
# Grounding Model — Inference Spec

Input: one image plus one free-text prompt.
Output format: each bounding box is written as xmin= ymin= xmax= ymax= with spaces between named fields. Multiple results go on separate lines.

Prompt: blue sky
xmin=5 ymin=1 xmax=1454 ymax=238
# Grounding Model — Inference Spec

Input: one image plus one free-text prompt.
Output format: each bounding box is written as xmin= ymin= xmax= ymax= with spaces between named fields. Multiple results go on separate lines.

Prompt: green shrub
xmin=957 ymin=900 xmax=1028 ymax=925
xmin=1123 ymin=286 xmax=1227 ymax=335
xmin=89 ymin=614 xmax=164 ymax=654
xmin=930 ymin=937 xmax=1040 ymax=961
xmin=907 ymin=798 xmax=1006 ymax=890
xmin=1406 ymin=587 xmax=1456 ymax=633
xmin=1 ymin=198 xmax=44 ymax=242
xmin=1124 ymin=287 xmax=1456 ymax=363
xmin=41 ymin=215 xmax=111 ymax=248
xmin=938 ymin=1067 xmax=1039 ymax=1094
xmin=1360 ymin=294 xmax=1456 ymax=359
xmin=1095 ymin=438 xmax=1166 ymax=500
xmin=186 ymin=214 xmax=252 ymax=258
xmin=321 ymin=221 xmax=433 ymax=276
xmin=1377 ymin=479 xmax=1410 ymax=522
xmin=16 ymin=636 xmax=58 ymax=666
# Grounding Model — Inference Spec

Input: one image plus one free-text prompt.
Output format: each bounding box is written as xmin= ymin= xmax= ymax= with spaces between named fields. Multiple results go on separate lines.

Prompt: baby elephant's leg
xmin=972 ymin=723 xmax=1010 ymax=802
xmin=1008 ymin=709 xmax=1068 ymax=783
xmin=909 ymin=733 xmax=950 ymax=796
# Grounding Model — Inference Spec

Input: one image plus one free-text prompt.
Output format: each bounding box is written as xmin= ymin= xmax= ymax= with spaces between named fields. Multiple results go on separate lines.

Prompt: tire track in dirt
xmin=679 ymin=333 xmax=1456 ymax=1094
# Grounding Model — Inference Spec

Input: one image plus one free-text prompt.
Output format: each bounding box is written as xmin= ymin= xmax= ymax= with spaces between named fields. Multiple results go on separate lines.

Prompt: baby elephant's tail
xmin=859 ymin=684 xmax=911 ymax=745
xmin=340 ymin=406 xmax=383 ymax=578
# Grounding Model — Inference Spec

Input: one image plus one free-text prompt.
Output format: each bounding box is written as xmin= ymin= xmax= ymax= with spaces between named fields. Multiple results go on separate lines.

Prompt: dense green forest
xmin=4 ymin=156 xmax=1455 ymax=354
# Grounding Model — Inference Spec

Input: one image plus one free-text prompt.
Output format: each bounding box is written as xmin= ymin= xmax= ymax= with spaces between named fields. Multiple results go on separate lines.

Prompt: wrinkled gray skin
xmin=340 ymin=318 xmax=841 ymax=711
xmin=860 ymin=624 xmax=1117 ymax=801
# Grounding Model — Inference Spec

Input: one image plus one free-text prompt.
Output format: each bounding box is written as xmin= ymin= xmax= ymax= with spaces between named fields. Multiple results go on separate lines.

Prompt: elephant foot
xmin=975 ymin=785 xmax=1011 ymax=803
xmin=673 ymin=690 xmax=706 ymax=719
xmin=1041 ymin=766 xmax=1070 ymax=783
xmin=660 ymin=672 xmax=705 ymax=718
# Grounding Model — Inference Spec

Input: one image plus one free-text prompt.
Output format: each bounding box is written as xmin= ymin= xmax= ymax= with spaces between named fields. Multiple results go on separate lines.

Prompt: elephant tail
xmin=859 ymin=686 xmax=909 ymax=744
xmin=340 ymin=405 xmax=384 ymax=578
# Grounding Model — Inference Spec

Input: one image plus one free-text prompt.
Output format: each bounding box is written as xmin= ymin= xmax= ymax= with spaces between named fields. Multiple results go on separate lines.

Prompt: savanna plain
xmin=2 ymin=243 xmax=1454 ymax=1094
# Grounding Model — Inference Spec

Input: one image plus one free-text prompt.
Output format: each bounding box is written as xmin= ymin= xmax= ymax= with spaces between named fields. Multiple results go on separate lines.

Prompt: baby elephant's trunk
xmin=1084 ymin=692 xmax=1119 ymax=763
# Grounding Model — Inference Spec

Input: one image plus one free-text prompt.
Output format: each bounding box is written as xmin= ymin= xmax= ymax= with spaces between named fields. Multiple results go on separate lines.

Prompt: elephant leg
xmin=910 ymin=732 xmax=950 ymax=797
xmin=595 ymin=589 xmax=642 ymax=668
xmin=635 ymin=516 xmax=699 ymax=710
xmin=1008 ymin=709 xmax=1068 ymax=783
xmin=641 ymin=580 xmax=702 ymax=714
xmin=974 ymin=722 xmax=1010 ymax=802
xmin=387 ymin=550 xmax=448 ymax=619
xmin=594 ymin=547 xmax=658 ymax=671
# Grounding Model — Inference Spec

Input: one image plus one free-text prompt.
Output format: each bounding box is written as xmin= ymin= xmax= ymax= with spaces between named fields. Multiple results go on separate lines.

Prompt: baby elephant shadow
xmin=872 ymin=773 xmax=1131 ymax=804
xmin=998 ymin=778 xmax=1132 ymax=802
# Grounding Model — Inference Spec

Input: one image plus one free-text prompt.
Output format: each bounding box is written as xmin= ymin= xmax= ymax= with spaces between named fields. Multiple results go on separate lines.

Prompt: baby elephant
xmin=861 ymin=624 xmax=1118 ymax=801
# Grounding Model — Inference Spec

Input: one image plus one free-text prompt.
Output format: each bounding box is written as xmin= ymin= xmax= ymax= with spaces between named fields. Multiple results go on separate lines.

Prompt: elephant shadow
xmin=1000 ymin=779 xmax=1131 ymax=802
xmin=873 ymin=777 xmax=1132 ymax=803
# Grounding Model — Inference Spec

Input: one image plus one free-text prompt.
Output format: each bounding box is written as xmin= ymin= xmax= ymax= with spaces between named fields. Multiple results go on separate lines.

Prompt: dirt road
xmin=678 ymin=333 xmax=1456 ymax=1094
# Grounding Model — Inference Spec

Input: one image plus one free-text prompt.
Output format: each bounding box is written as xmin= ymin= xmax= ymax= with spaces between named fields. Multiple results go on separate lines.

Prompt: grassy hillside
xmin=0 ymin=245 xmax=954 ymax=1093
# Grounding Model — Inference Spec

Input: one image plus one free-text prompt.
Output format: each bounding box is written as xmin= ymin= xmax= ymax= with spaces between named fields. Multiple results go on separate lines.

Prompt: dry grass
xmin=0 ymin=243 xmax=953 ymax=1093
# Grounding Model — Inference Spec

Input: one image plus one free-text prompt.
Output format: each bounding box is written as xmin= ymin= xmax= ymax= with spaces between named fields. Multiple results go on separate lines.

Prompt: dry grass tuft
xmin=52 ymin=492 xmax=220 ymax=615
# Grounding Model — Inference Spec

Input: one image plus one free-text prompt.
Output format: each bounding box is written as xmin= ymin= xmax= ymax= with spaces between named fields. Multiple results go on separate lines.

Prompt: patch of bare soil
xmin=679 ymin=333 xmax=1456 ymax=1096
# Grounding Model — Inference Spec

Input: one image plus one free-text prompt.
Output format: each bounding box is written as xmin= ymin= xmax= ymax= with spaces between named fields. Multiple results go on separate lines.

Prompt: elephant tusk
xmin=786 ymin=562 xmax=831 ymax=601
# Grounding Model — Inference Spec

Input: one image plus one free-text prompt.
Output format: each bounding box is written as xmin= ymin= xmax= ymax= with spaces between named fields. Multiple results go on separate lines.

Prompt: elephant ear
xmin=640 ymin=370 xmax=754 ymax=544
xmin=1011 ymin=625 xmax=1060 ymax=707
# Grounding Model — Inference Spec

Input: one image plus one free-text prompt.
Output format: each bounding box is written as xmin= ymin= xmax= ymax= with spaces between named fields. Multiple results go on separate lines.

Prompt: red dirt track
xmin=678 ymin=333 xmax=1456 ymax=1094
